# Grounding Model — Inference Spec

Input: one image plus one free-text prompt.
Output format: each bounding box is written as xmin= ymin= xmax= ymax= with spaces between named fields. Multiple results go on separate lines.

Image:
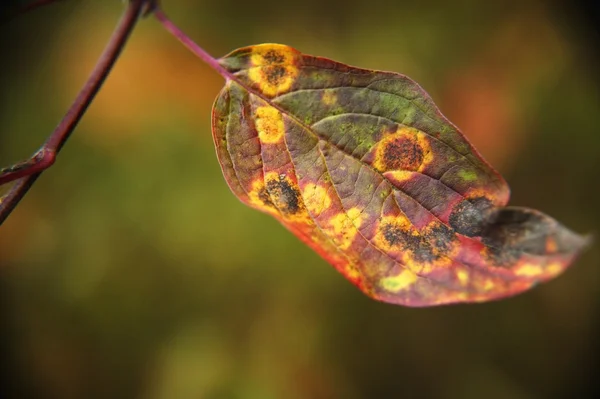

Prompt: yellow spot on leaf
xmin=546 ymin=238 xmax=558 ymax=253
xmin=380 ymin=270 xmax=418 ymax=292
xmin=248 ymin=44 xmax=299 ymax=97
xmin=255 ymin=106 xmax=284 ymax=144
xmin=344 ymin=264 xmax=362 ymax=283
xmin=249 ymin=44 xmax=298 ymax=66
xmin=322 ymin=90 xmax=337 ymax=105
xmin=347 ymin=207 xmax=362 ymax=222
xmin=514 ymin=263 xmax=543 ymax=277
xmin=384 ymin=170 xmax=415 ymax=184
xmin=457 ymin=269 xmax=469 ymax=285
xmin=483 ymin=279 xmax=495 ymax=291
xmin=325 ymin=207 xmax=363 ymax=250
xmin=546 ymin=262 xmax=563 ymax=276
xmin=302 ymin=183 xmax=332 ymax=215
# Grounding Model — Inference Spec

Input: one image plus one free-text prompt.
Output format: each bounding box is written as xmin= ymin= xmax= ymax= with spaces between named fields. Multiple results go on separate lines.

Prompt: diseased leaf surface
xmin=211 ymin=44 xmax=587 ymax=306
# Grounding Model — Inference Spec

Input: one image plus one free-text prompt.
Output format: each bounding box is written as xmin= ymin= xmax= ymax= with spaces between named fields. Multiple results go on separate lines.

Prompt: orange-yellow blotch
xmin=255 ymin=105 xmax=284 ymax=144
xmin=514 ymin=263 xmax=543 ymax=277
xmin=373 ymin=126 xmax=433 ymax=173
xmin=302 ymin=183 xmax=332 ymax=215
xmin=248 ymin=44 xmax=299 ymax=97
xmin=375 ymin=215 xmax=453 ymax=274
xmin=457 ymin=269 xmax=469 ymax=285
xmin=514 ymin=262 xmax=563 ymax=278
xmin=546 ymin=237 xmax=558 ymax=253
xmin=384 ymin=170 xmax=415 ymax=184
xmin=344 ymin=263 xmax=362 ymax=284
xmin=248 ymin=178 xmax=279 ymax=216
xmin=325 ymin=207 xmax=363 ymax=250
xmin=464 ymin=188 xmax=500 ymax=207
xmin=483 ymin=279 xmax=495 ymax=291
xmin=546 ymin=263 xmax=563 ymax=276
xmin=421 ymin=221 xmax=459 ymax=256
xmin=322 ymin=90 xmax=337 ymax=105
xmin=374 ymin=215 xmax=413 ymax=251
xmin=380 ymin=269 xmax=418 ymax=292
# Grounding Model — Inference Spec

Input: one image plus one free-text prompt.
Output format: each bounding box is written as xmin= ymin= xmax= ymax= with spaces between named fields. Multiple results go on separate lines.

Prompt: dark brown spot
xmin=449 ymin=196 xmax=494 ymax=237
xmin=383 ymin=136 xmax=424 ymax=171
xmin=263 ymin=65 xmax=287 ymax=86
xmin=423 ymin=223 xmax=456 ymax=253
xmin=258 ymin=186 xmax=274 ymax=208
xmin=481 ymin=208 xmax=556 ymax=266
xmin=381 ymin=223 xmax=438 ymax=263
xmin=266 ymin=176 xmax=301 ymax=215
xmin=263 ymin=50 xmax=285 ymax=64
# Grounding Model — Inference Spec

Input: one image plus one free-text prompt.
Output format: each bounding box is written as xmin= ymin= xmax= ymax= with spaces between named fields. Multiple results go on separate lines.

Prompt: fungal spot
xmin=545 ymin=238 xmax=557 ymax=253
xmin=248 ymin=179 xmax=278 ymax=215
xmin=265 ymin=65 xmax=286 ymax=85
xmin=255 ymin=105 xmax=284 ymax=144
xmin=483 ymin=279 xmax=495 ymax=291
xmin=373 ymin=127 xmax=433 ymax=172
xmin=514 ymin=263 xmax=543 ymax=277
xmin=384 ymin=170 xmax=416 ymax=185
xmin=480 ymin=208 xmax=560 ymax=267
xmin=448 ymin=196 xmax=494 ymax=237
xmin=346 ymin=207 xmax=362 ymax=222
xmin=263 ymin=49 xmax=285 ymax=64
xmin=326 ymin=208 xmax=363 ymax=250
xmin=456 ymin=270 xmax=469 ymax=285
xmin=258 ymin=186 xmax=274 ymax=207
xmin=377 ymin=216 xmax=439 ymax=264
xmin=384 ymin=136 xmax=423 ymax=170
xmin=546 ymin=262 xmax=563 ymax=276
xmin=265 ymin=173 xmax=302 ymax=215
xmin=322 ymin=90 xmax=337 ymax=105
xmin=303 ymin=183 xmax=332 ymax=215
xmin=248 ymin=45 xmax=299 ymax=97
xmin=381 ymin=221 xmax=410 ymax=247
xmin=344 ymin=264 xmax=362 ymax=284
xmin=249 ymin=45 xmax=294 ymax=66
xmin=423 ymin=222 xmax=457 ymax=253
xmin=380 ymin=270 xmax=418 ymax=292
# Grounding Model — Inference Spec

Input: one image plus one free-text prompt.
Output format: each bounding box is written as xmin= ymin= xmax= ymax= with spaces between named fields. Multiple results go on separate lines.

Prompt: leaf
xmin=211 ymin=44 xmax=588 ymax=307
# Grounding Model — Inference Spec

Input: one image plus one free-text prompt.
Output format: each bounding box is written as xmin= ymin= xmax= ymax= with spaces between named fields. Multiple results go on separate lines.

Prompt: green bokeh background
xmin=1 ymin=1 xmax=599 ymax=398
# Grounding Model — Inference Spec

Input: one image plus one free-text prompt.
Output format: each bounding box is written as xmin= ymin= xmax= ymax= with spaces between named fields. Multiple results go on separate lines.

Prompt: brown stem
xmin=0 ymin=0 xmax=148 ymax=225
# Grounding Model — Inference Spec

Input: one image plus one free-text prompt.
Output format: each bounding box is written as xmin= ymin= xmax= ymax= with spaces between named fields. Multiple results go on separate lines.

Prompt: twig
xmin=0 ymin=0 xmax=148 ymax=225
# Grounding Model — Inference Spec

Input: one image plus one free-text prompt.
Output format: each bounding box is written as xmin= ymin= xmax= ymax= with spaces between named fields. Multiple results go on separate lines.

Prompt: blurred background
xmin=1 ymin=0 xmax=599 ymax=398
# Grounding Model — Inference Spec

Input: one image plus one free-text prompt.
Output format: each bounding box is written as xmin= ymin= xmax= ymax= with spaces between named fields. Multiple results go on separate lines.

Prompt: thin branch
xmin=0 ymin=0 xmax=148 ymax=225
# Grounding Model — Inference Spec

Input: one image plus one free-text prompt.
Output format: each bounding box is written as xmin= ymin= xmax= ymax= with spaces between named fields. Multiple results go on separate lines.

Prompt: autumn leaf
xmin=211 ymin=43 xmax=588 ymax=307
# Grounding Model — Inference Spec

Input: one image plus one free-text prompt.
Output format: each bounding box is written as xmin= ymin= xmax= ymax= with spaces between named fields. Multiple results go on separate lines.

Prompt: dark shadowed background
xmin=1 ymin=0 xmax=599 ymax=398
